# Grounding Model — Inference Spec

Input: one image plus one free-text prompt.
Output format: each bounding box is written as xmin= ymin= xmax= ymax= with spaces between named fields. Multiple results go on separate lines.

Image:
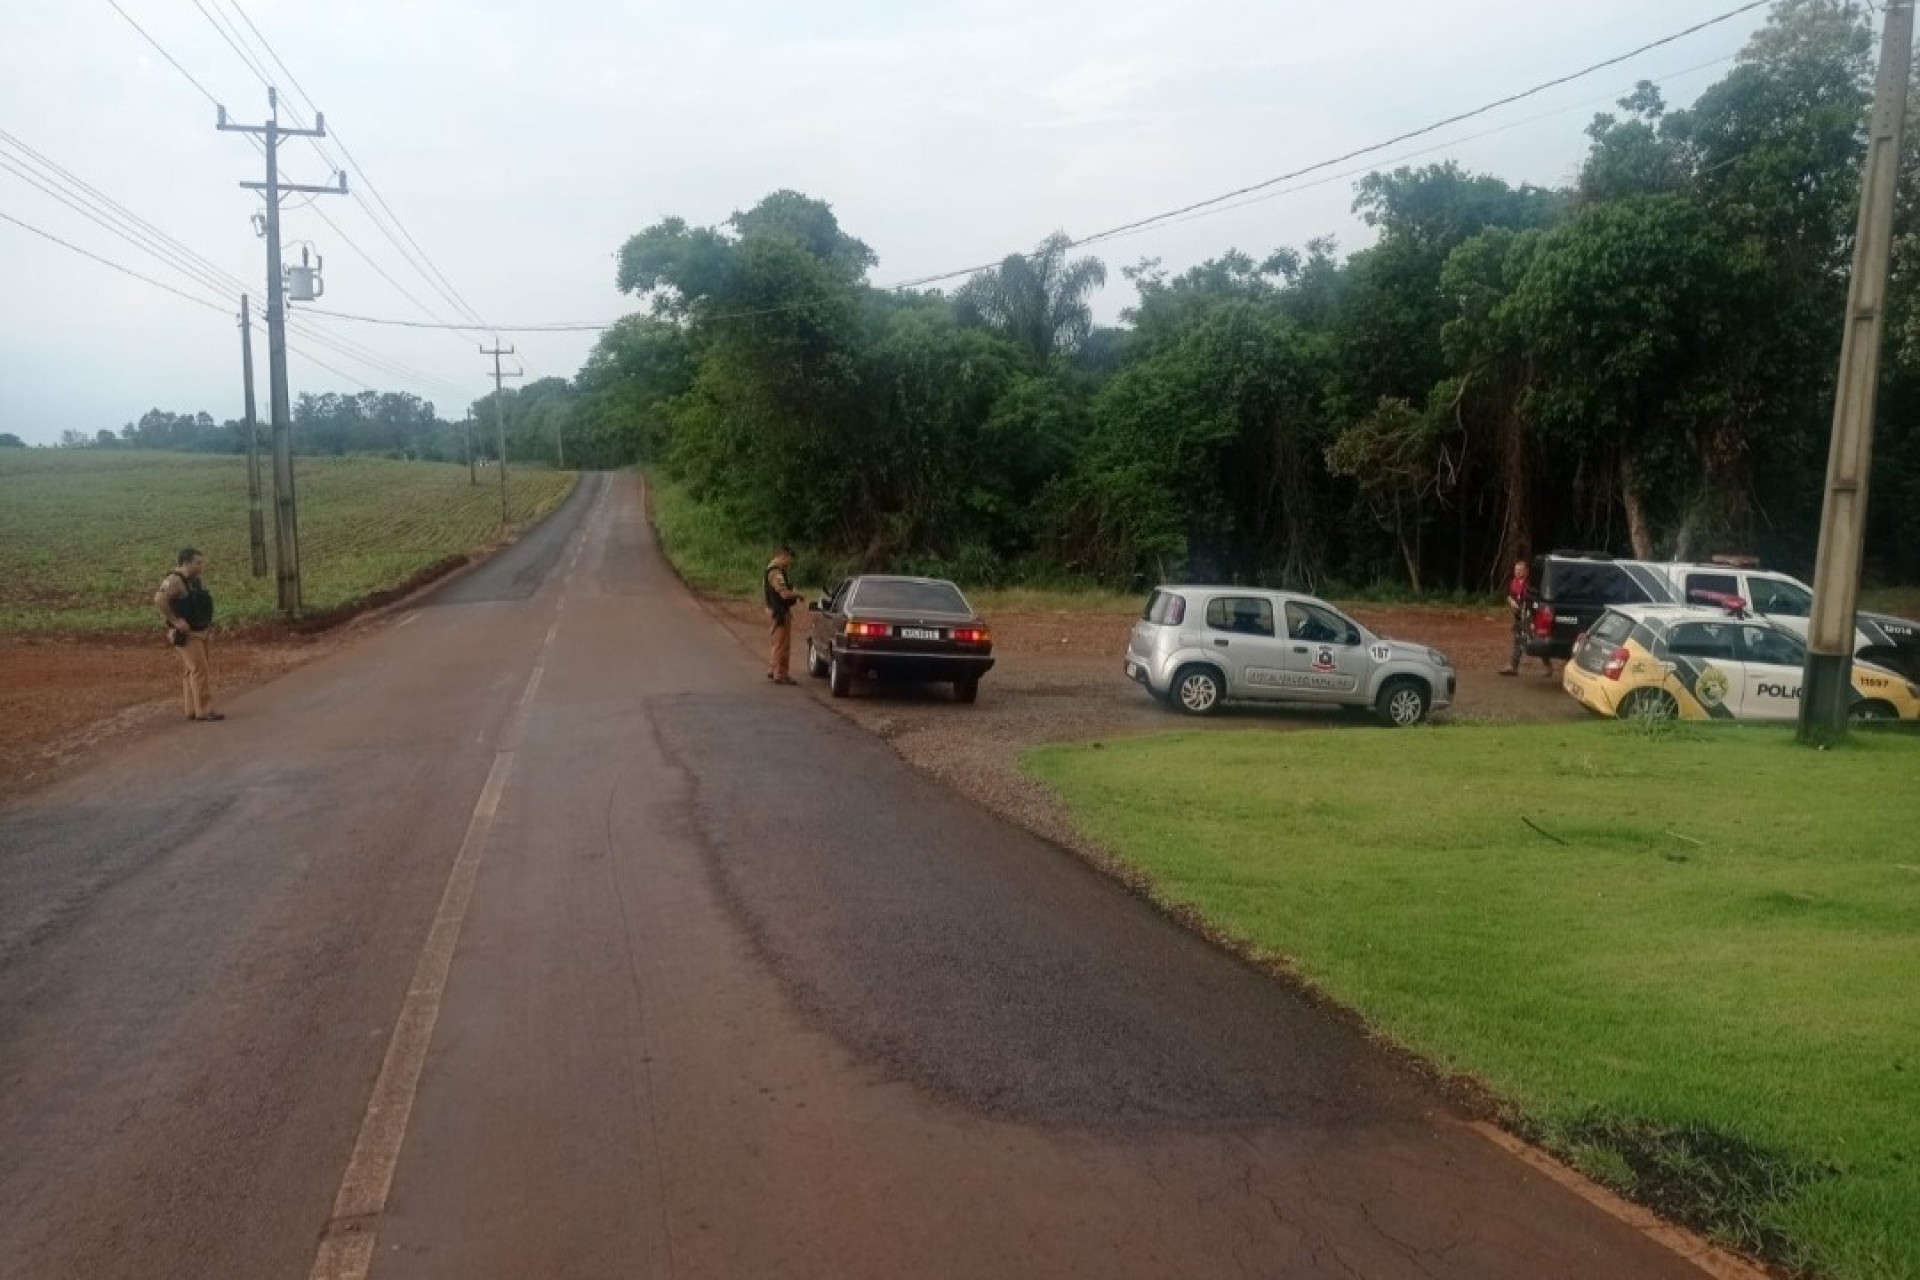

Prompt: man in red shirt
xmin=1498 ymin=558 xmax=1553 ymax=677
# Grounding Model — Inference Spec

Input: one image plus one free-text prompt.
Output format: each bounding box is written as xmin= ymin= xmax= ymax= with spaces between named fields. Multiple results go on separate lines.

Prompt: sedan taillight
xmin=1602 ymin=646 xmax=1631 ymax=681
xmin=952 ymin=627 xmax=991 ymax=645
xmin=845 ymin=621 xmax=889 ymax=638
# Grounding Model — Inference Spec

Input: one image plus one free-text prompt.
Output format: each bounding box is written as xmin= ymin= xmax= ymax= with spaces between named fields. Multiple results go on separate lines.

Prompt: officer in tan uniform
xmin=764 ymin=545 xmax=803 ymax=685
xmin=155 ymin=547 xmax=223 ymax=721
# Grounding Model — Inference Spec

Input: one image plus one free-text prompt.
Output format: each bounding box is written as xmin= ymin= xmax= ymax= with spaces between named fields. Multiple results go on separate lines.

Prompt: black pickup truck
xmin=1522 ymin=553 xmax=1678 ymax=661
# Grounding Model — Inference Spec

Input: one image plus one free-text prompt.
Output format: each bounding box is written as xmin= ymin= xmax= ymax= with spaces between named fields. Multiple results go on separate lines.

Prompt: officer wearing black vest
xmin=764 ymin=544 xmax=802 ymax=685
xmin=155 ymin=547 xmax=223 ymax=721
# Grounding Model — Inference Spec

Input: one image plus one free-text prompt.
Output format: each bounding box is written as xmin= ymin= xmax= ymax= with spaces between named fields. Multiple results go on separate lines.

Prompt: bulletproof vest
xmin=171 ymin=573 xmax=215 ymax=631
xmin=765 ymin=564 xmax=789 ymax=617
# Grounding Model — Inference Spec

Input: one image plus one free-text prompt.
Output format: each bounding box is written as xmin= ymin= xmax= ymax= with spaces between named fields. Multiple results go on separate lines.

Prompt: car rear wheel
xmin=1172 ymin=665 xmax=1223 ymax=716
xmin=828 ymin=651 xmax=852 ymax=698
xmin=1617 ymin=688 xmax=1679 ymax=721
xmin=806 ymin=639 xmax=828 ymax=678
xmin=954 ymin=677 xmax=979 ymax=704
xmin=1376 ymin=678 xmax=1430 ymax=727
xmin=1850 ymin=699 xmax=1898 ymax=722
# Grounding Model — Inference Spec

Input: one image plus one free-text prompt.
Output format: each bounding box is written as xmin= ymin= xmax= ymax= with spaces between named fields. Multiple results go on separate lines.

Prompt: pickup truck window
xmin=1749 ymin=578 xmax=1812 ymax=618
xmin=1684 ymin=573 xmax=1741 ymax=605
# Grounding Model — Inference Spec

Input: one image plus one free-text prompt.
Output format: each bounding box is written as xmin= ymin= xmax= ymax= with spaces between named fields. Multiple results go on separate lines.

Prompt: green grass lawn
xmin=1028 ymin=724 xmax=1920 ymax=1280
xmin=0 ymin=450 xmax=575 ymax=631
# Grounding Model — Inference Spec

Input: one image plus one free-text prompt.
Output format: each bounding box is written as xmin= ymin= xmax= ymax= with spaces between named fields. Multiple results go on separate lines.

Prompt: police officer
xmin=155 ymin=547 xmax=223 ymax=721
xmin=764 ymin=544 xmax=803 ymax=685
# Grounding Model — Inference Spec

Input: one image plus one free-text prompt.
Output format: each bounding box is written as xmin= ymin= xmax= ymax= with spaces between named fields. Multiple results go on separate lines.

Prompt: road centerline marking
xmin=308 ymin=497 xmax=594 ymax=1280
xmin=308 ymin=746 xmax=514 ymax=1280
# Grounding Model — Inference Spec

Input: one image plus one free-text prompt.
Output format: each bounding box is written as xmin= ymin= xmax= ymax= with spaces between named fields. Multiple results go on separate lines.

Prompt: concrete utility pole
xmin=239 ymin=295 xmax=267 ymax=578
xmin=481 ymin=341 xmax=522 ymax=524
xmin=219 ymin=88 xmax=346 ymax=616
xmin=1800 ymin=0 xmax=1914 ymax=745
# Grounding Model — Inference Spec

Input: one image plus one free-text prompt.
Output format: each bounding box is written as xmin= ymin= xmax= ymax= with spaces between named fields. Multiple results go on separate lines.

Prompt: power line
xmin=1085 ymin=51 xmax=1744 ymax=250
xmin=2 ymin=207 xmax=392 ymax=393
xmin=889 ymin=0 xmax=1779 ymax=287
xmin=165 ymin=0 xmax=490 ymax=343
xmin=0 ymin=152 xmax=241 ymax=299
xmin=106 ymin=0 xmax=222 ymax=108
xmin=190 ymin=0 xmax=274 ymax=91
xmin=294 ymin=49 xmax=1749 ymax=338
xmin=1 ymin=133 xmax=466 ymax=392
xmin=220 ymin=0 xmax=495 ymax=331
xmin=0 ymin=208 xmax=231 ymax=313
xmin=302 ymin=308 xmax=617 ymax=333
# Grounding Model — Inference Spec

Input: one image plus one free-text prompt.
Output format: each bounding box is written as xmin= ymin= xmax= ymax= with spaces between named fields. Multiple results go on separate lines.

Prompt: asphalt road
xmin=0 ymin=474 xmax=1716 ymax=1279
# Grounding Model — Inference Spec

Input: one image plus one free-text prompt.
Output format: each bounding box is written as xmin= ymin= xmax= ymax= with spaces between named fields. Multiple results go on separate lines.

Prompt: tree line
xmin=587 ymin=1 xmax=1920 ymax=589
xmin=54 ymin=1 xmax=1920 ymax=589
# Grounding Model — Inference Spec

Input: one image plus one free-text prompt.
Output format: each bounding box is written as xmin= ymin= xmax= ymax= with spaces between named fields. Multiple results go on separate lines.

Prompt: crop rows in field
xmin=0 ymin=450 xmax=575 ymax=632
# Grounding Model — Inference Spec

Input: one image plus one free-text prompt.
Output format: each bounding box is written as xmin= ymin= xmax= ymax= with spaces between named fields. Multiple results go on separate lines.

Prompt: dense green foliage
xmin=555 ymin=1 xmax=1920 ymax=591
xmin=1030 ymin=723 xmax=1920 ymax=1278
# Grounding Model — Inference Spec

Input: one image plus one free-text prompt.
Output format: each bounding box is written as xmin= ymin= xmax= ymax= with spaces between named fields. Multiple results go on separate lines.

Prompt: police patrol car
xmin=1562 ymin=601 xmax=1920 ymax=722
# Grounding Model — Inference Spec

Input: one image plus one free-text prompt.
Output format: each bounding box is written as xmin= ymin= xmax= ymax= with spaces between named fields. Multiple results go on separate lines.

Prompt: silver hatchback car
xmin=1125 ymin=586 xmax=1456 ymax=725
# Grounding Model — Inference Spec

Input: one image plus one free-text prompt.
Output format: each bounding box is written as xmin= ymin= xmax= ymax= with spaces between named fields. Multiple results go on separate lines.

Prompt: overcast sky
xmin=1 ymin=1 xmax=1773 ymax=446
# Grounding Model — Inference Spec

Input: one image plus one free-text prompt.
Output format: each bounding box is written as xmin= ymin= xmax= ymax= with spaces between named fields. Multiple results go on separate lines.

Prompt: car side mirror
xmin=808 ymin=599 xmax=827 ymax=613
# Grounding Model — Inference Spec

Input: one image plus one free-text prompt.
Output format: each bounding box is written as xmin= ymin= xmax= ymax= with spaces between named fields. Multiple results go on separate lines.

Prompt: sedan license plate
xmin=899 ymin=627 xmax=941 ymax=641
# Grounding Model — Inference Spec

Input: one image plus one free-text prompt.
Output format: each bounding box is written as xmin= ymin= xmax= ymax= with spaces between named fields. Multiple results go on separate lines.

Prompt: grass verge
xmin=0 ymin=450 xmax=574 ymax=632
xmin=1026 ymin=723 xmax=1920 ymax=1280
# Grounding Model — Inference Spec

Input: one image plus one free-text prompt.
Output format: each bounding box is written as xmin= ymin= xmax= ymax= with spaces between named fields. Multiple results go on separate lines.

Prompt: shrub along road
xmin=0 ymin=473 xmax=1724 ymax=1279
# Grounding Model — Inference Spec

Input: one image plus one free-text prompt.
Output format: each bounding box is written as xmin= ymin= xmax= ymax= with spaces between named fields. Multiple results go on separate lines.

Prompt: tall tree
xmin=954 ymin=232 xmax=1108 ymax=366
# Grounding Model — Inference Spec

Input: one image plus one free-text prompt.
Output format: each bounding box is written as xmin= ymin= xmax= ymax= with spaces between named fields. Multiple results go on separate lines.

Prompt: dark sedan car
xmin=806 ymin=575 xmax=994 ymax=702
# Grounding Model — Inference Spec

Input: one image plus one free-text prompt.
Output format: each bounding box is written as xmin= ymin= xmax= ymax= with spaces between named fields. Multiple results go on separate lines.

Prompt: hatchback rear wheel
xmin=1173 ymin=666 xmax=1223 ymax=716
xmin=1617 ymin=688 xmax=1678 ymax=721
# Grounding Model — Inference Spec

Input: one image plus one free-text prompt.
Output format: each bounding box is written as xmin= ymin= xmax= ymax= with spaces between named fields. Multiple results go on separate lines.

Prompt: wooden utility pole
xmin=219 ymin=88 xmax=346 ymax=615
xmin=1800 ymin=0 xmax=1913 ymax=744
xmin=463 ymin=412 xmax=476 ymax=485
xmin=481 ymin=341 xmax=522 ymax=524
xmin=239 ymin=295 xmax=268 ymax=578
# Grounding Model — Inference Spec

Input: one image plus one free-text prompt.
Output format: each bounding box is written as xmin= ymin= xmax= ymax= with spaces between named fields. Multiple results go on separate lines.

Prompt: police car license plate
xmin=900 ymin=627 xmax=940 ymax=641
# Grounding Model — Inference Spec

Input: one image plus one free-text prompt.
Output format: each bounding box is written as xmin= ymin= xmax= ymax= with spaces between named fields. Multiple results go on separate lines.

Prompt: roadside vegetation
xmin=647 ymin=474 xmax=1142 ymax=615
xmin=63 ymin=4 xmax=1920 ymax=604
xmin=1028 ymin=724 xmax=1920 ymax=1279
xmin=0 ymin=449 xmax=573 ymax=632
xmin=592 ymin=1 xmax=1920 ymax=600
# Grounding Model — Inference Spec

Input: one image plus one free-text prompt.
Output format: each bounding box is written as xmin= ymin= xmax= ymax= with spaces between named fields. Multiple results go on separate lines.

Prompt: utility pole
xmin=463 ymin=411 xmax=477 ymax=485
xmin=1799 ymin=0 xmax=1913 ymax=745
xmin=555 ymin=413 xmax=566 ymax=471
xmin=219 ymin=88 xmax=346 ymax=616
xmin=239 ymin=295 xmax=267 ymax=578
xmin=481 ymin=342 xmax=522 ymax=524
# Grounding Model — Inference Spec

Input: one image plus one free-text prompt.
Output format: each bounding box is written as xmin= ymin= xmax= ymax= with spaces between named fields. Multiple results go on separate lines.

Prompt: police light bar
xmin=1688 ymin=588 xmax=1748 ymax=615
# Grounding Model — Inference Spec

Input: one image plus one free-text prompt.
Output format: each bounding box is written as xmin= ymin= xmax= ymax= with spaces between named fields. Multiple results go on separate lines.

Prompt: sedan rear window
xmin=850 ymin=579 xmax=971 ymax=614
